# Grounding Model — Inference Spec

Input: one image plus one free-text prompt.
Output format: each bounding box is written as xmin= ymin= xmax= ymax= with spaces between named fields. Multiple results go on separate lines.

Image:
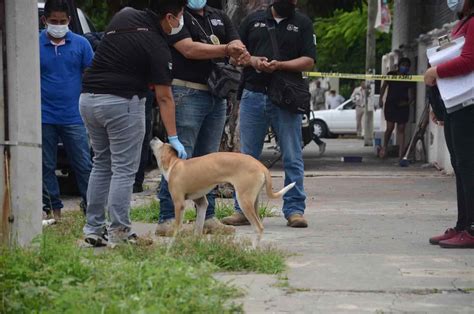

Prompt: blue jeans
xmin=158 ymin=86 xmax=226 ymax=222
xmin=42 ymin=124 xmax=92 ymax=211
xmin=80 ymin=93 xmax=145 ymax=236
xmin=234 ymin=89 xmax=306 ymax=219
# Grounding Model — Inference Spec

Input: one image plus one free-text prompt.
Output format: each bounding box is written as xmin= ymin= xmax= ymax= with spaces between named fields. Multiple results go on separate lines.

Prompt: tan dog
xmin=150 ymin=138 xmax=295 ymax=242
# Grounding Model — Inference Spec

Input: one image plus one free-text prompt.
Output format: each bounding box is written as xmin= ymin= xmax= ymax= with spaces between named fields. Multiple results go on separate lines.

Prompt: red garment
xmin=437 ymin=17 xmax=474 ymax=78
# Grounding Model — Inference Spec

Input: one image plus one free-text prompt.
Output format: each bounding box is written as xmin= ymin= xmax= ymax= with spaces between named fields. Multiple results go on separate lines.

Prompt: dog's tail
xmin=264 ymin=171 xmax=296 ymax=199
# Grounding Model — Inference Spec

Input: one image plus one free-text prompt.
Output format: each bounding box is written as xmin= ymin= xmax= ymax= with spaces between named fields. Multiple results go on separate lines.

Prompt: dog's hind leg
xmin=236 ymin=195 xmax=264 ymax=249
xmin=193 ymin=196 xmax=208 ymax=236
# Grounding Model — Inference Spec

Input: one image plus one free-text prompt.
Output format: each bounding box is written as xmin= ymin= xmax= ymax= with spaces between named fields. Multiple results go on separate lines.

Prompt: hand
xmin=167 ymin=136 xmax=187 ymax=159
xmin=260 ymin=60 xmax=281 ymax=73
xmin=226 ymin=42 xmax=246 ymax=60
xmin=236 ymin=50 xmax=251 ymax=66
xmin=250 ymin=56 xmax=268 ymax=71
xmin=424 ymin=67 xmax=438 ymax=86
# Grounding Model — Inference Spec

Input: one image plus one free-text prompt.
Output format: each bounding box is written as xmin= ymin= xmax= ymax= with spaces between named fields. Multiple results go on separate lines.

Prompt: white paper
xmin=427 ymin=37 xmax=474 ymax=109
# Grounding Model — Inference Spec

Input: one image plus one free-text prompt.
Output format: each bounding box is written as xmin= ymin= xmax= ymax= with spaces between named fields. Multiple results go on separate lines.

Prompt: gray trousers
xmin=79 ymin=93 xmax=145 ymax=237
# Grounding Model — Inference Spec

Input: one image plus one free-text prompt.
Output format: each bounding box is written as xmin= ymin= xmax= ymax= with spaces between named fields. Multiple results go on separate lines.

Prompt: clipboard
xmin=426 ymin=35 xmax=474 ymax=111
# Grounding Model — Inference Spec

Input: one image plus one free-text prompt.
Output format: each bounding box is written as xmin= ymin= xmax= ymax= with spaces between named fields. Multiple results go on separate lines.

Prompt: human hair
xmin=399 ymin=57 xmax=411 ymax=66
xmin=149 ymin=0 xmax=188 ymax=18
xmin=44 ymin=0 xmax=70 ymax=18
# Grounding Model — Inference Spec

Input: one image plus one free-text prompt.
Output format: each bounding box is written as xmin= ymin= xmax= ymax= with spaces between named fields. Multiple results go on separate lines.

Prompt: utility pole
xmin=1 ymin=0 xmax=42 ymax=246
xmin=364 ymin=0 xmax=377 ymax=146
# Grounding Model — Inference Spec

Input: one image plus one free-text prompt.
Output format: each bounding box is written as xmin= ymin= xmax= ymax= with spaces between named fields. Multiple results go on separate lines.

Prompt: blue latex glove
xmin=168 ymin=136 xmax=187 ymax=159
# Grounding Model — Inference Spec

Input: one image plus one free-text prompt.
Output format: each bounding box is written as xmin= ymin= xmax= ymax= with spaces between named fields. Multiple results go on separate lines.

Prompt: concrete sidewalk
xmin=216 ymin=139 xmax=473 ymax=313
xmin=64 ymin=138 xmax=473 ymax=313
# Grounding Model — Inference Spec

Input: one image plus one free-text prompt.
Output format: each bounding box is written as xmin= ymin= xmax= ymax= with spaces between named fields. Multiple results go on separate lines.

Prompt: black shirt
xmin=82 ymin=8 xmax=173 ymax=99
xmin=167 ymin=6 xmax=240 ymax=85
xmin=385 ymin=70 xmax=413 ymax=107
xmin=239 ymin=8 xmax=317 ymax=89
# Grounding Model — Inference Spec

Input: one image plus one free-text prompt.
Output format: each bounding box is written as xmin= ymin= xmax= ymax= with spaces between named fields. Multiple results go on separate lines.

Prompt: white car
xmin=310 ymin=99 xmax=382 ymax=138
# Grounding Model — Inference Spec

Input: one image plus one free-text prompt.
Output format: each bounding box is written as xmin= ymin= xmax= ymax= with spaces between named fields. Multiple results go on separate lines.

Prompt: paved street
xmin=64 ymin=138 xmax=474 ymax=313
xmin=218 ymin=139 xmax=473 ymax=313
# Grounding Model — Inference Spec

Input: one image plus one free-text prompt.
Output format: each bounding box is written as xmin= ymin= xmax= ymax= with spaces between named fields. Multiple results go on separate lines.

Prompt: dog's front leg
xmin=173 ymin=199 xmax=185 ymax=238
xmin=193 ymin=197 xmax=208 ymax=236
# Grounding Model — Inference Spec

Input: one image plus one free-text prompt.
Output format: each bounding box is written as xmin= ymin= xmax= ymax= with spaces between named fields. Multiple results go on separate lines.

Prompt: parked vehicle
xmin=310 ymin=98 xmax=383 ymax=138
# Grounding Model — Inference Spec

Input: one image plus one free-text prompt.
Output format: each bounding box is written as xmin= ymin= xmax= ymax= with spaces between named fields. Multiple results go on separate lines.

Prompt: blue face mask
xmin=447 ymin=0 xmax=465 ymax=12
xmin=187 ymin=0 xmax=207 ymax=10
xmin=399 ymin=66 xmax=409 ymax=74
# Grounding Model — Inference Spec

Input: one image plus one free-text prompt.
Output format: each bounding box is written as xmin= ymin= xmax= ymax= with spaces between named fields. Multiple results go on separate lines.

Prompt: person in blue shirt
xmin=40 ymin=0 xmax=93 ymax=220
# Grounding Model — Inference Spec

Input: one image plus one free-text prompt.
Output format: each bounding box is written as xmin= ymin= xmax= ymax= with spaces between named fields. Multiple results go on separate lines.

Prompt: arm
xmin=260 ymin=56 xmax=314 ymax=73
xmin=437 ymin=19 xmax=474 ymax=78
xmin=153 ymin=85 xmax=177 ymax=137
xmin=154 ymin=85 xmax=187 ymax=159
xmin=379 ymin=82 xmax=387 ymax=107
xmin=173 ymin=38 xmax=246 ymax=60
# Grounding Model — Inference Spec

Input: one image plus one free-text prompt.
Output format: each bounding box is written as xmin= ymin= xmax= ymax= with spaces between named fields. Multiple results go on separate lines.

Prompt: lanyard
xmin=186 ymin=11 xmax=218 ymax=45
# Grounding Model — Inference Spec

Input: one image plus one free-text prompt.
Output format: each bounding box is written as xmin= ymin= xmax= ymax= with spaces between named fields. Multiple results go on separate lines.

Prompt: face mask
xmin=169 ymin=15 xmax=184 ymax=35
xmin=187 ymin=0 xmax=207 ymax=10
xmin=399 ymin=66 xmax=409 ymax=74
xmin=273 ymin=1 xmax=296 ymax=18
xmin=447 ymin=0 xmax=465 ymax=12
xmin=47 ymin=24 xmax=69 ymax=39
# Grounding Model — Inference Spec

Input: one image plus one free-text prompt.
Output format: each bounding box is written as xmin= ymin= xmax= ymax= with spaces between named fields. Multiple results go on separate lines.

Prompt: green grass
xmin=0 ymin=211 xmax=286 ymax=313
xmin=130 ymin=199 xmax=161 ymax=223
xmin=131 ymin=199 xmax=277 ymax=223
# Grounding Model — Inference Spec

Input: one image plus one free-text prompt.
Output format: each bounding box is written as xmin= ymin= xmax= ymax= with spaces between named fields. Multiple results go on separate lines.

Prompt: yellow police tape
xmin=304 ymin=71 xmax=424 ymax=82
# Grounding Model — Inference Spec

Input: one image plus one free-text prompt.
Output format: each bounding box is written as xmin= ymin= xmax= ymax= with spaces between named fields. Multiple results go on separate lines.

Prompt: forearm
xmin=154 ymin=87 xmax=177 ymax=137
xmin=175 ymin=39 xmax=242 ymax=60
xmin=278 ymin=57 xmax=314 ymax=72
xmin=184 ymin=42 xmax=227 ymax=59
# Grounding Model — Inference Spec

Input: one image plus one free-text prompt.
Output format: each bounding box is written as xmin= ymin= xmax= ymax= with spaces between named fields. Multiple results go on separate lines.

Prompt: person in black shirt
xmin=80 ymin=0 xmax=188 ymax=247
xmin=378 ymin=57 xmax=415 ymax=159
xmin=156 ymin=0 xmax=250 ymax=236
xmin=221 ymin=0 xmax=316 ymax=228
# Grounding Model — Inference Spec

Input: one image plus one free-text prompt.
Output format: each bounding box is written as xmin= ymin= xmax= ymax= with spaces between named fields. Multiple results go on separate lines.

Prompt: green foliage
xmin=314 ymin=6 xmax=392 ymax=75
xmin=75 ymin=0 xmax=109 ymax=31
xmin=0 ymin=211 xmax=286 ymax=313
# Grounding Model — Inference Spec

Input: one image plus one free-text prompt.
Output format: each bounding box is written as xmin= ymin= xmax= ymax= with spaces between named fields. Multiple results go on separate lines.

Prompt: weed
xmin=130 ymin=199 xmax=160 ymax=223
xmin=131 ymin=199 xmax=276 ymax=224
xmin=0 ymin=211 xmax=285 ymax=313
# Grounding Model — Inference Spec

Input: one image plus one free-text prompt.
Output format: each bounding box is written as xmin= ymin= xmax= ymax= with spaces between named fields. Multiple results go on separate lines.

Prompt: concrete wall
xmin=389 ymin=0 xmax=457 ymax=173
xmin=1 ymin=0 xmax=42 ymax=246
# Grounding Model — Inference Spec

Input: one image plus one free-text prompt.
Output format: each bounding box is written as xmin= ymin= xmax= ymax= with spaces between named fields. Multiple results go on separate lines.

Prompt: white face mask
xmin=169 ymin=15 xmax=184 ymax=35
xmin=47 ymin=24 xmax=69 ymax=39
xmin=447 ymin=0 xmax=465 ymax=12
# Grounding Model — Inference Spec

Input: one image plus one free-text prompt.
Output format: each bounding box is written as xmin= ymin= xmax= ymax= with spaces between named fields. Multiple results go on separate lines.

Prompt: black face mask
xmin=273 ymin=1 xmax=296 ymax=18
